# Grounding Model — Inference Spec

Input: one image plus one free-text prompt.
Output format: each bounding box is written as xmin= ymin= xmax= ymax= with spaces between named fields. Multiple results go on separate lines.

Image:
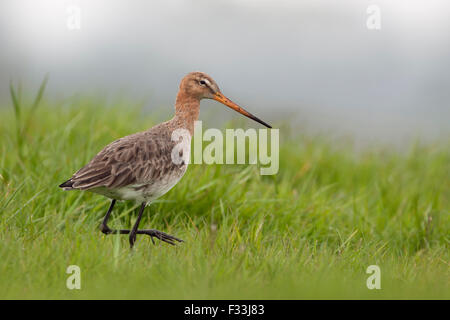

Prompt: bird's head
xmin=179 ymin=71 xmax=271 ymax=128
xmin=179 ymin=71 xmax=220 ymax=100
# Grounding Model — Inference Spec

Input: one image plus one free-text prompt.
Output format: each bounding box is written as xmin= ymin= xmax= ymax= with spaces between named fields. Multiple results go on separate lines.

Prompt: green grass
xmin=0 ymin=85 xmax=449 ymax=299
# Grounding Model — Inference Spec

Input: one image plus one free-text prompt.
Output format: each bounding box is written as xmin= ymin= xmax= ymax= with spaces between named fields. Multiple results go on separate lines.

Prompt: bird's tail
xmin=59 ymin=179 xmax=74 ymax=190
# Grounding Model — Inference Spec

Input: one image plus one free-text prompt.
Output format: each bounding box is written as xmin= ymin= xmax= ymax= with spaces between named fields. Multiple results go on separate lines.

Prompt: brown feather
xmin=63 ymin=120 xmax=189 ymax=193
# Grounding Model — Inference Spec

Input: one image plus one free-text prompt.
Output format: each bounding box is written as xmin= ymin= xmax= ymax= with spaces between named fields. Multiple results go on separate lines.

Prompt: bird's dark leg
xmin=100 ymin=199 xmax=117 ymax=234
xmin=99 ymin=200 xmax=183 ymax=247
xmin=129 ymin=202 xmax=146 ymax=248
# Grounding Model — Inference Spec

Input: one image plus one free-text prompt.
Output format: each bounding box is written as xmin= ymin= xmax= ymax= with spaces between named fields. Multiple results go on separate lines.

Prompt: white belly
xmin=119 ymin=170 xmax=186 ymax=202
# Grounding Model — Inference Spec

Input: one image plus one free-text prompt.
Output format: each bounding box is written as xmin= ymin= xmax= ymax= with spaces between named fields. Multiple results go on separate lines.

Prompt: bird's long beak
xmin=213 ymin=92 xmax=272 ymax=128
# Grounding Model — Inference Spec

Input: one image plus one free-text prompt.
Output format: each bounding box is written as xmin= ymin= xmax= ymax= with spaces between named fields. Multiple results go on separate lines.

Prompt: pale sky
xmin=1 ymin=0 xmax=449 ymax=144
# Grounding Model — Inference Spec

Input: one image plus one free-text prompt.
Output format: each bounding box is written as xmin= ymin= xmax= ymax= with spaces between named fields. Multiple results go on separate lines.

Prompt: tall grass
xmin=0 ymin=82 xmax=448 ymax=299
xmin=9 ymin=76 xmax=48 ymax=158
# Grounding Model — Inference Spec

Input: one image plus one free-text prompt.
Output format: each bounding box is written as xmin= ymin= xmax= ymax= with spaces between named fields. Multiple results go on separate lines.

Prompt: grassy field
xmin=0 ymin=86 xmax=449 ymax=299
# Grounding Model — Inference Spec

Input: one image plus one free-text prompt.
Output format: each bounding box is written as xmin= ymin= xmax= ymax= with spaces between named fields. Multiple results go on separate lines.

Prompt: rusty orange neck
xmin=172 ymin=91 xmax=200 ymax=135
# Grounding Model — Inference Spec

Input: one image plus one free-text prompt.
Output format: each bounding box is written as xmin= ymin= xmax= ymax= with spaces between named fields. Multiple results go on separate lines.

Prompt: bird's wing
xmin=63 ymin=129 xmax=179 ymax=190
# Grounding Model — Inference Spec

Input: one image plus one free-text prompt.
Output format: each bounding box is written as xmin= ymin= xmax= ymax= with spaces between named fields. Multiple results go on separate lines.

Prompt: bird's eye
xmin=199 ymin=80 xmax=207 ymax=86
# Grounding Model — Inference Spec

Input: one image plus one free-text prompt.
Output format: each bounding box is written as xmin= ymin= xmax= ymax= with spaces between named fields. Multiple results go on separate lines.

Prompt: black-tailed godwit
xmin=59 ymin=72 xmax=271 ymax=248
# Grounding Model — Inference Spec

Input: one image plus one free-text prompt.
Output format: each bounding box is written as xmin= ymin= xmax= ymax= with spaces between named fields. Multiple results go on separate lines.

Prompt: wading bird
xmin=59 ymin=72 xmax=271 ymax=248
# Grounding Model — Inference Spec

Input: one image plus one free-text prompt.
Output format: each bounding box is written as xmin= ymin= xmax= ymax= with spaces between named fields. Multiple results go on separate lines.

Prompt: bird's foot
xmin=129 ymin=232 xmax=137 ymax=248
xmin=100 ymin=224 xmax=182 ymax=247
xmin=100 ymin=223 xmax=112 ymax=234
xmin=137 ymin=229 xmax=184 ymax=246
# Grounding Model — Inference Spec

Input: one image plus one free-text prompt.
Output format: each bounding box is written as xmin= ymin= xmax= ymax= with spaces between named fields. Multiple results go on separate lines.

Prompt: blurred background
xmin=1 ymin=0 xmax=449 ymax=145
